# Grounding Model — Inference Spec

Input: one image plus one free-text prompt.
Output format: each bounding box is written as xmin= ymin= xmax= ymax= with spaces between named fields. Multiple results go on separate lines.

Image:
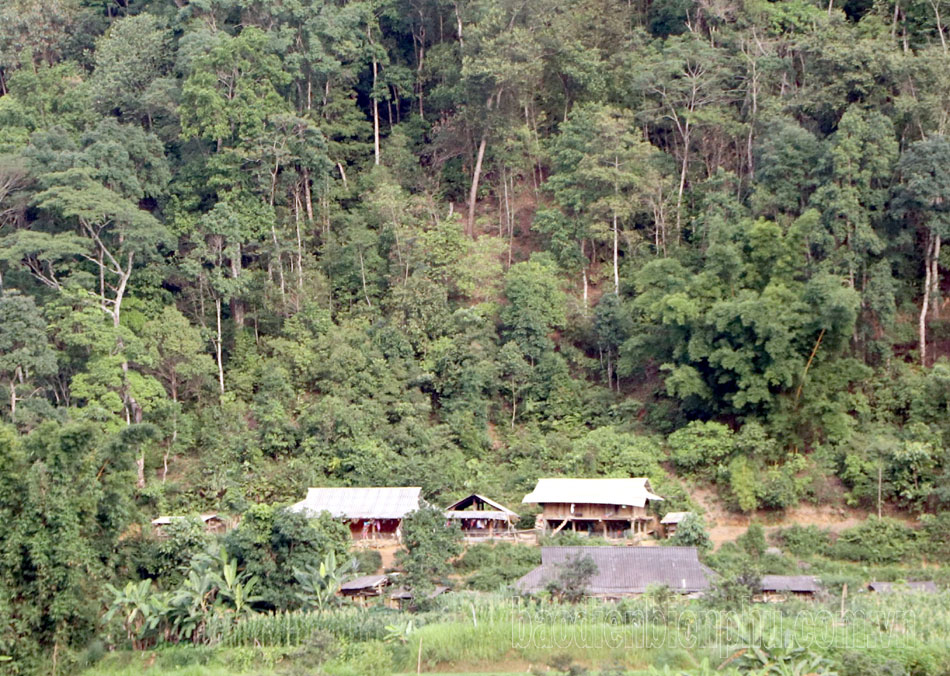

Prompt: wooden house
xmin=151 ymin=513 xmax=227 ymax=536
xmin=339 ymin=574 xmax=389 ymax=604
xmin=868 ymin=580 xmax=938 ymax=594
xmin=515 ymin=546 xmax=713 ymax=599
xmin=288 ymin=487 xmax=422 ymax=543
xmin=660 ymin=511 xmax=692 ymax=538
xmin=756 ymin=575 xmax=820 ymax=602
xmin=522 ymin=478 xmax=664 ymax=538
xmin=444 ymin=494 xmax=517 ymax=538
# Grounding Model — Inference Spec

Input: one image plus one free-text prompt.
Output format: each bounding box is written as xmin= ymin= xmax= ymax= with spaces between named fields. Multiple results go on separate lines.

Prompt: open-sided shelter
xmin=444 ymin=493 xmax=518 ymax=537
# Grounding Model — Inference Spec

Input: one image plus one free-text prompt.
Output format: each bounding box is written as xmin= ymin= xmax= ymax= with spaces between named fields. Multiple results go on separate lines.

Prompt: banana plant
xmin=211 ymin=550 xmax=262 ymax=615
xmin=294 ymin=550 xmax=357 ymax=612
xmin=103 ymin=579 xmax=171 ymax=649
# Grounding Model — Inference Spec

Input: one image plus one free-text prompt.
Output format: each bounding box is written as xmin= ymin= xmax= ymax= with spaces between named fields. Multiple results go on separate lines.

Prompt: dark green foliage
xmin=351 ymin=549 xmax=383 ymax=575
xmin=545 ymin=553 xmax=598 ymax=603
xmin=0 ymin=423 xmax=137 ymax=672
xmin=394 ymin=506 xmax=462 ymax=600
xmin=772 ymin=525 xmax=832 ymax=558
xmin=4 ymin=0 xmax=950 ymax=665
xmin=830 ymin=517 xmax=917 ymax=564
xmin=224 ymin=506 xmax=350 ymax=610
xmin=668 ymin=513 xmax=712 ymax=552
xmin=737 ymin=523 xmax=767 ymax=558
xmin=453 ymin=543 xmax=541 ymax=591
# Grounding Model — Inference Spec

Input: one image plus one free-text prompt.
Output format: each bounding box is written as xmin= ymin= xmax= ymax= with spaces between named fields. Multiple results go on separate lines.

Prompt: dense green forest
xmin=4 ymin=0 xmax=950 ymax=671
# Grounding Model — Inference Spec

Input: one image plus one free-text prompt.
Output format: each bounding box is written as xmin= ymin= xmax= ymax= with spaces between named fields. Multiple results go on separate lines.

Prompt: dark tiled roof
xmin=868 ymin=581 xmax=938 ymax=594
xmin=760 ymin=575 xmax=820 ymax=593
xmin=515 ymin=546 xmax=713 ymax=595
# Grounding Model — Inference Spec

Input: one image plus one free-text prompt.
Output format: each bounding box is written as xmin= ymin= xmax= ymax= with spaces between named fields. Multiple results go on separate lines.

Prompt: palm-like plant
xmin=103 ymin=579 xmax=172 ymax=649
xmin=294 ymin=550 xmax=357 ymax=612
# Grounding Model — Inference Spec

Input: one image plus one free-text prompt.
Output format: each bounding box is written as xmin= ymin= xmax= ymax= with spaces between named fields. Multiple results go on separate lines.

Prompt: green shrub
xmin=917 ymin=512 xmax=950 ymax=560
xmin=737 ymin=523 xmax=766 ymax=557
xmin=322 ymin=640 xmax=391 ymax=676
xmin=668 ymin=513 xmax=711 ymax=552
xmin=668 ymin=421 xmax=734 ymax=474
xmin=771 ymin=524 xmax=831 ymax=557
xmin=351 ymin=548 xmax=383 ymax=574
xmin=454 ymin=542 xmax=540 ymax=591
xmin=830 ymin=517 xmax=917 ymax=564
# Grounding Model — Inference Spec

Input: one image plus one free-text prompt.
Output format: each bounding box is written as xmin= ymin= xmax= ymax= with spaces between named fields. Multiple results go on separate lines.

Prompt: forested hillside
xmin=3 ymin=0 xmax=950 ymax=670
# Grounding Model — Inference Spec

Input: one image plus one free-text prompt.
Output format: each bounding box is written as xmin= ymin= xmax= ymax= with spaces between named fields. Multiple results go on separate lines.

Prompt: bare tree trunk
xmin=215 ymin=296 xmax=225 ymax=394
xmin=612 ymin=210 xmax=620 ymax=295
xmin=9 ymin=378 xmax=15 ymax=422
xmin=920 ymin=230 xmax=936 ymax=366
xmin=358 ymin=248 xmax=372 ymax=308
xmin=468 ymin=134 xmax=487 ymax=237
xmin=581 ymin=239 xmax=589 ymax=310
xmin=932 ymin=0 xmax=948 ymax=53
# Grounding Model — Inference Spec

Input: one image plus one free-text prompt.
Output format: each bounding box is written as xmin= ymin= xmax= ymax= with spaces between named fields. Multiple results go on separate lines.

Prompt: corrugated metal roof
xmin=522 ymin=478 xmax=664 ymax=508
xmin=760 ymin=575 xmax=820 ymax=593
xmin=339 ymin=574 xmax=389 ymax=591
xmin=288 ymin=487 xmax=422 ymax=519
xmin=868 ymin=581 xmax=938 ymax=594
xmin=515 ymin=546 xmax=712 ymax=595
xmin=661 ymin=511 xmax=692 ymax=525
xmin=443 ymin=493 xmax=518 ymax=516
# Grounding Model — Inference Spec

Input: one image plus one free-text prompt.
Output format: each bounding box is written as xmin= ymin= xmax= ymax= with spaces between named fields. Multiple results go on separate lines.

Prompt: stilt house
xmin=289 ymin=486 xmax=422 ymax=542
xmin=522 ymin=478 xmax=664 ymax=538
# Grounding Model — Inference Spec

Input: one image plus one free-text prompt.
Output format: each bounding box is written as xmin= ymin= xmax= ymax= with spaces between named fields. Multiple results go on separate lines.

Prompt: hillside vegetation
xmin=4 ymin=0 xmax=950 ymax=672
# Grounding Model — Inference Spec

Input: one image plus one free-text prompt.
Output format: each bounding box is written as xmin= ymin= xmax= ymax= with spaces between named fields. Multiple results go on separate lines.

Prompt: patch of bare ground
xmin=686 ymin=483 xmax=916 ymax=549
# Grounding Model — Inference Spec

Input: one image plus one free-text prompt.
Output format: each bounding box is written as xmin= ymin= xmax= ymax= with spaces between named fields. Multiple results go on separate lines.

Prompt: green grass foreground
xmin=80 ymin=590 xmax=950 ymax=676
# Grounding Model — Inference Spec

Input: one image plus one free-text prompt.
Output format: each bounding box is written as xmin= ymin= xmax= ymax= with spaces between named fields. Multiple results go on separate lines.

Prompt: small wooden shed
xmin=756 ymin=575 xmax=820 ymax=602
xmin=444 ymin=494 xmax=517 ymax=538
xmin=660 ymin=511 xmax=692 ymax=538
xmin=388 ymin=585 xmax=449 ymax=609
xmin=339 ymin=574 xmax=389 ymax=604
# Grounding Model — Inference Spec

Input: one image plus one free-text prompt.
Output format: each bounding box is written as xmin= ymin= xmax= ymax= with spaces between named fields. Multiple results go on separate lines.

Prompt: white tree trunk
xmin=215 ymin=296 xmax=225 ymax=394
xmin=468 ymin=134 xmax=487 ymax=237
xmin=612 ymin=211 xmax=620 ymax=295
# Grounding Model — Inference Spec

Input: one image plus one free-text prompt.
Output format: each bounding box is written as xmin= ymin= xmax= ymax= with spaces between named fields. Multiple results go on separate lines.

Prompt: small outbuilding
xmin=515 ymin=546 xmax=713 ymax=599
xmin=288 ymin=487 xmax=422 ymax=543
xmin=757 ymin=575 xmax=820 ymax=601
xmin=388 ymin=585 xmax=449 ymax=609
xmin=522 ymin=478 xmax=664 ymax=539
xmin=868 ymin=581 xmax=938 ymax=594
xmin=339 ymin=574 xmax=390 ymax=604
xmin=444 ymin=494 xmax=518 ymax=538
xmin=660 ymin=511 xmax=692 ymax=538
